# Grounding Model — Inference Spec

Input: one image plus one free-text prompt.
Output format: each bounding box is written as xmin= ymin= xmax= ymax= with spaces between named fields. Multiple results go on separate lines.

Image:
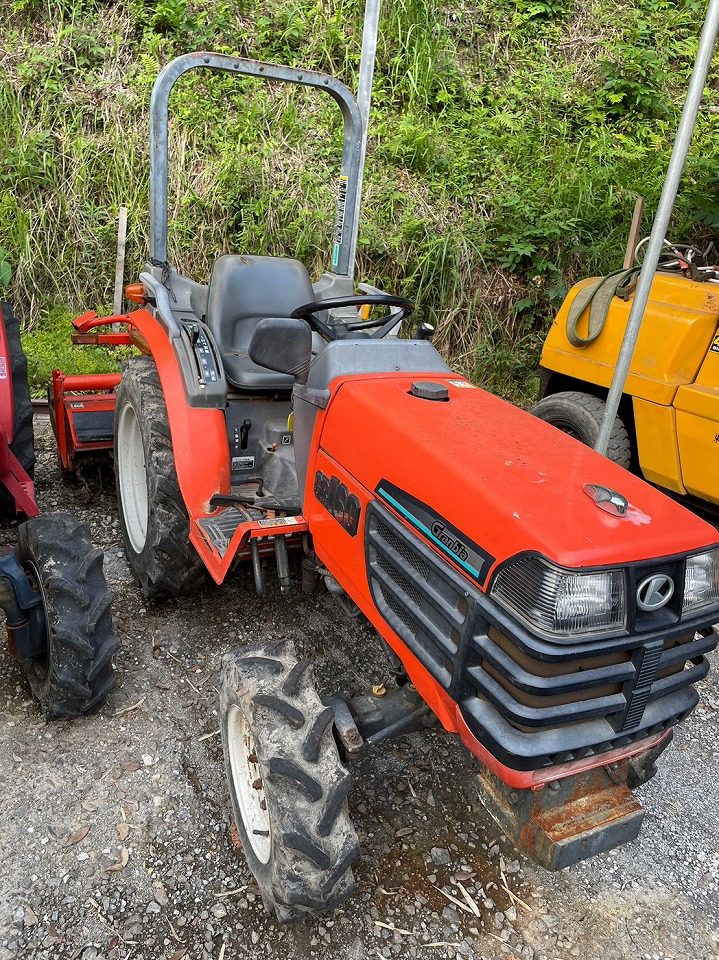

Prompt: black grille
xmin=366 ymin=503 xmax=469 ymax=690
xmin=623 ymin=641 xmax=663 ymax=730
xmin=376 ymin=517 xmax=430 ymax=581
xmin=460 ymin=623 xmax=715 ymax=769
xmin=365 ymin=499 xmax=718 ymax=773
xmin=376 ymin=551 xmax=424 ymax=607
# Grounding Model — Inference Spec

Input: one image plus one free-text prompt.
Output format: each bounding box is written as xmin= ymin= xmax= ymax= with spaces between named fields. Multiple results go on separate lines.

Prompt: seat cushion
xmin=205 ymin=254 xmax=315 ymax=391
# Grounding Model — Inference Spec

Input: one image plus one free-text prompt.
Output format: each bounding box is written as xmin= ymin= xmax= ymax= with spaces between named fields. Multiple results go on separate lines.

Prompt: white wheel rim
xmin=227 ymin=705 xmax=272 ymax=864
xmin=117 ymin=401 xmax=148 ymax=554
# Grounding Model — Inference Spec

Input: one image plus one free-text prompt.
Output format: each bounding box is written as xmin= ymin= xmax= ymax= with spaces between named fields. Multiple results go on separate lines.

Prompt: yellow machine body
xmin=539 ymin=272 xmax=719 ymax=505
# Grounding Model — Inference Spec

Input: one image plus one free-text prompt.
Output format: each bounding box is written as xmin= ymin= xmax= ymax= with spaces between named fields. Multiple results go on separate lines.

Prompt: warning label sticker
xmin=710 ymin=334 xmax=719 ymax=354
xmin=256 ymin=516 xmax=301 ymax=528
xmin=332 ymin=176 xmax=349 ymax=265
xmin=447 ymin=379 xmax=476 ymax=389
xmin=0 ymin=357 xmax=6 ymax=379
xmin=232 ymin=456 xmax=255 ymax=470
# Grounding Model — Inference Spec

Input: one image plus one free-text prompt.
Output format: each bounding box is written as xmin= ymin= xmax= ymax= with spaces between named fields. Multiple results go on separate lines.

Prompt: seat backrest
xmin=205 ymin=254 xmax=315 ymax=353
xmin=204 ymin=254 xmax=317 ymax=391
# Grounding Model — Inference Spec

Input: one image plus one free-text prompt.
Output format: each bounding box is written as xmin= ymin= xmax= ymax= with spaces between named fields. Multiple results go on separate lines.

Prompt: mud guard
xmin=122 ymin=308 xmax=231 ymax=521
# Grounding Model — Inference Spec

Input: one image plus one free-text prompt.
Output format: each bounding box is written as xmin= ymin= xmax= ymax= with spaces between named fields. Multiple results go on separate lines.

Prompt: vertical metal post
xmin=595 ymin=0 xmax=719 ymax=456
xmin=345 ymin=0 xmax=382 ymax=280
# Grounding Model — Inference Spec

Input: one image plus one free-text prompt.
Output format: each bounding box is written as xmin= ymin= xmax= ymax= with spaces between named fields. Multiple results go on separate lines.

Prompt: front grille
xmin=463 ymin=624 xmax=712 ymax=732
xmin=366 ymin=505 xmax=469 ymax=690
xmin=365 ymin=499 xmax=718 ymax=772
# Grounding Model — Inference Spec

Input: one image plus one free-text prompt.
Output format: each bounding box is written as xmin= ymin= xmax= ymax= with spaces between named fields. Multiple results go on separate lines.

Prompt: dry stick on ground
xmin=374 ymin=920 xmax=414 ymax=936
xmin=433 ymin=885 xmax=475 ymax=916
xmin=457 ymin=881 xmax=481 ymax=917
xmin=197 ymin=729 xmax=222 ymax=742
xmin=114 ymin=697 xmax=147 ymax=717
xmin=500 ymin=870 xmax=532 ymax=913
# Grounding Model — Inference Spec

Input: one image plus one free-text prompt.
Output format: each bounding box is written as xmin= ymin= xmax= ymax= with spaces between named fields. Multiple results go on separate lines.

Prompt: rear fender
xmin=124 ymin=308 xmax=230 ymax=519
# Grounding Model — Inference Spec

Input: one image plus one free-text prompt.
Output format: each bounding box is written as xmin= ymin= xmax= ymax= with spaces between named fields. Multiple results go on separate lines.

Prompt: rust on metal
xmin=476 ymin=756 xmax=645 ymax=870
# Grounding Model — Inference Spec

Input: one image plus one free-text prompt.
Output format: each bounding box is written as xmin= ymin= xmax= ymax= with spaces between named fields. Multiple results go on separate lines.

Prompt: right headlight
xmin=683 ymin=548 xmax=719 ymax=615
xmin=490 ymin=555 xmax=626 ymax=642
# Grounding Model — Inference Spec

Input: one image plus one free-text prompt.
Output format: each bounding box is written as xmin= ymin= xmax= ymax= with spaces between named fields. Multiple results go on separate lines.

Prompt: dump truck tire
xmin=0 ymin=302 xmax=35 ymax=520
xmin=16 ymin=514 xmax=117 ymax=718
xmin=114 ymin=356 xmax=206 ymax=599
xmin=530 ymin=391 xmax=631 ymax=469
xmin=220 ymin=641 xmax=359 ymax=922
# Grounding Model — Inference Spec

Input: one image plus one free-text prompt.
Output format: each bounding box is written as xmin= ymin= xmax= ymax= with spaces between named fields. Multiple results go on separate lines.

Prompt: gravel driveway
xmin=1 ymin=418 xmax=717 ymax=960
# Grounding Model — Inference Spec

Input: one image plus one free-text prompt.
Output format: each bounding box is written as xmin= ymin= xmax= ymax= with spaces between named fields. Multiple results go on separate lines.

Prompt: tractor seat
xmin=205 ymin=254 xmax=316 ymax=390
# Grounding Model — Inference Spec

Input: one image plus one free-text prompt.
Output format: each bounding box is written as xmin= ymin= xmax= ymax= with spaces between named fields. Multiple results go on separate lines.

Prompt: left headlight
xmin=683 ymin=547 xmax=719 ymax=615
xmin=490 ymin=555 xmax=626 ymax=642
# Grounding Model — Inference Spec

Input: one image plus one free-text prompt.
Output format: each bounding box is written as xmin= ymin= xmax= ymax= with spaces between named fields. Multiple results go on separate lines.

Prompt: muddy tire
xmin=16 ymin=514 xmax=117 ymax=718
xmin=530 ymin=391 xmax=631 ymax=469
xmin=220 ymin=641 xmax=359 ymax=922
xmin=0 ymin=302 xmax=35 ymax=520
xmin=114 ymin=355 xmax=205 ymax=599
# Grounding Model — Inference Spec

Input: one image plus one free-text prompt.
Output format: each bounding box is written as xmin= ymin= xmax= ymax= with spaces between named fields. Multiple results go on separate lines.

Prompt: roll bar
xmin=149 ymin=53 xmax=364 ymax=279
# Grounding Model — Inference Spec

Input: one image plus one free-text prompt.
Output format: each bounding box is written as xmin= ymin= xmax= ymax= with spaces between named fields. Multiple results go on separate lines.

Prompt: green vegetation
xmin=1 ymin=0 xmax=717 ymax=399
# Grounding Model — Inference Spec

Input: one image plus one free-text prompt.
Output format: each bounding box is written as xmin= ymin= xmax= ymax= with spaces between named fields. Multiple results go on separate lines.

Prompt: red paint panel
xmin=125 ymin=309 xmax=231 ymax=520
xmin=305 ymin=446 xmax=461 ymax=733
xmin=0 ymin=312 xmax=15 ymax=442
xmin=319 ymin=375 xmax=718 ymax=574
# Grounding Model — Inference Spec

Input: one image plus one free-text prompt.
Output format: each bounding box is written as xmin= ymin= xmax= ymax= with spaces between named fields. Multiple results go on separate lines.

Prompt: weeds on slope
xmin=1 ymin=0 xmax=718 ymax=401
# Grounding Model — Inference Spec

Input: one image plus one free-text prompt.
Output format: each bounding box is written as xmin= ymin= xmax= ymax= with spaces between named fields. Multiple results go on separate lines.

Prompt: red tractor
xmin=65 ymin=53 xmax=719 ymax=921
xmin=0 ymin=301 xmax=117 ymax=717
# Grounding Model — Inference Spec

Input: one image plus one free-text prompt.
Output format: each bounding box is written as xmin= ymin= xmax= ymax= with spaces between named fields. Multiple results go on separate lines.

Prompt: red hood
xmin=318 ymin=375 xmax=718 ymax=575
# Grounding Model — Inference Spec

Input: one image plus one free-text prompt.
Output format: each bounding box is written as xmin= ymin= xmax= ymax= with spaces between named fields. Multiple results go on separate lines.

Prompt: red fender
xmin=118 ymin=308 xmax=231 ymax=522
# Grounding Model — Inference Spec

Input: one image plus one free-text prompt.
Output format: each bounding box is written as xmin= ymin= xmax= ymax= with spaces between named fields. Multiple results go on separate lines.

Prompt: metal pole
xmin=346 ymin=0 xmax=381 ymax=280
xmin=595 ymin=0 xmax=719 ymax=457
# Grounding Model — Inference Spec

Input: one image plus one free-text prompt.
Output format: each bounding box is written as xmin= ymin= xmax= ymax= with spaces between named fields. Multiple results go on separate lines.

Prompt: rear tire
xmin=16 ymin=514 xmax=117 ymax=718
xmin=0 ymin=302 xmax=35 ymax=520
xmin=220 ymin=641 xmax=359 ymax=922
xmin=114 ymin=356 xmax=205 ymax=599
xmin=530 ymin=391 xmax=631 ymax=469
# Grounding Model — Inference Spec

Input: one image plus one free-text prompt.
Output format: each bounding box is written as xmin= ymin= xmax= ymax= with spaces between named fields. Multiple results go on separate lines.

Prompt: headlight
xmin=683 ymin=548 xmax=719 ymax=614
xmin=491 ymin=555 xmax=626 ymax=641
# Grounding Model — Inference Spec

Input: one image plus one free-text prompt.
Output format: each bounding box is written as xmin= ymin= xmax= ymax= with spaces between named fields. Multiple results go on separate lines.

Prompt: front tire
xmin=220 ymin=641 xmax=360 ymax=922
xmin=530 ymin=390 xmax=631 ymax=469
xmin=114 ymin=356 xmax=205 ymax=599
xmin=15 ymin=514 xmax=117 ymax=718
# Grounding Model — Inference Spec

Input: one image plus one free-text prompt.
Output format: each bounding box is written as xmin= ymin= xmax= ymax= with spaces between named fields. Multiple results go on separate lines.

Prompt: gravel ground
xmin=0 ymin=418 xmax=717 ymax=960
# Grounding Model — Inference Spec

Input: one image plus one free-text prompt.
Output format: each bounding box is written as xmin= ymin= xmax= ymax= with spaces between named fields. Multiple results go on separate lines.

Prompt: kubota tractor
xmin=0 ymin=300 xmax=117 ymax=717
xmin=69 ymin=52 xmax=719 ymax=921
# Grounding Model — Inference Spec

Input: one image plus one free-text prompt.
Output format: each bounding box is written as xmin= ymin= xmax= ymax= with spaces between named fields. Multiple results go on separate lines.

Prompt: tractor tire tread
xmin=302 ymin=706 xmax=336 ymax=763
xmin=267 ymin=757 xmax=324 ymax=802
xmin=115 ymin=356 xmax=206 ymax=599
xmin=282 ymin=658 xmax=312 ymax=696
xmin=15 ymin=513 xmax=117 ymax=718
xmin=220 ymin=641 xmax=358 ymax=922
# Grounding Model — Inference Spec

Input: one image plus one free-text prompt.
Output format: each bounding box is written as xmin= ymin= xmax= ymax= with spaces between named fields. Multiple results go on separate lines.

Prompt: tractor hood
xmin=318 ymin=375 xmax=718 ymax=577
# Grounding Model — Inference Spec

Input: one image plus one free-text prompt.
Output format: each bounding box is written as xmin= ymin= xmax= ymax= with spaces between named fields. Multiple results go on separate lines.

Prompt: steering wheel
xmin=290 ymin=294 xmax=414 ymax=341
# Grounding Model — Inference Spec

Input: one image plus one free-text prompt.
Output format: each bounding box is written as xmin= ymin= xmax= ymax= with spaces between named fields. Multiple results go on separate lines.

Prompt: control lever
xmin=240 ymin=418 xmax=251 ymax=450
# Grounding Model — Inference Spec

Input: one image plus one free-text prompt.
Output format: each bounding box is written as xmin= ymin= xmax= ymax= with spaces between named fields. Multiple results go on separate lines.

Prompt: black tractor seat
xmin=205 ymin=254 xmax=316 ymax=391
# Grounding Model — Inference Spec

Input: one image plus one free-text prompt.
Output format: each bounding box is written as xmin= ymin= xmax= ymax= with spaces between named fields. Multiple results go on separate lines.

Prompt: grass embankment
xmin=1 ymin=0 xmax=718 ymax=400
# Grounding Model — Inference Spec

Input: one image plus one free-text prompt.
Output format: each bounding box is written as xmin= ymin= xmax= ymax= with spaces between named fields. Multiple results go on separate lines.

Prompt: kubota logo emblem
xmin=636 ymin=574 xmax=674 ymax=612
